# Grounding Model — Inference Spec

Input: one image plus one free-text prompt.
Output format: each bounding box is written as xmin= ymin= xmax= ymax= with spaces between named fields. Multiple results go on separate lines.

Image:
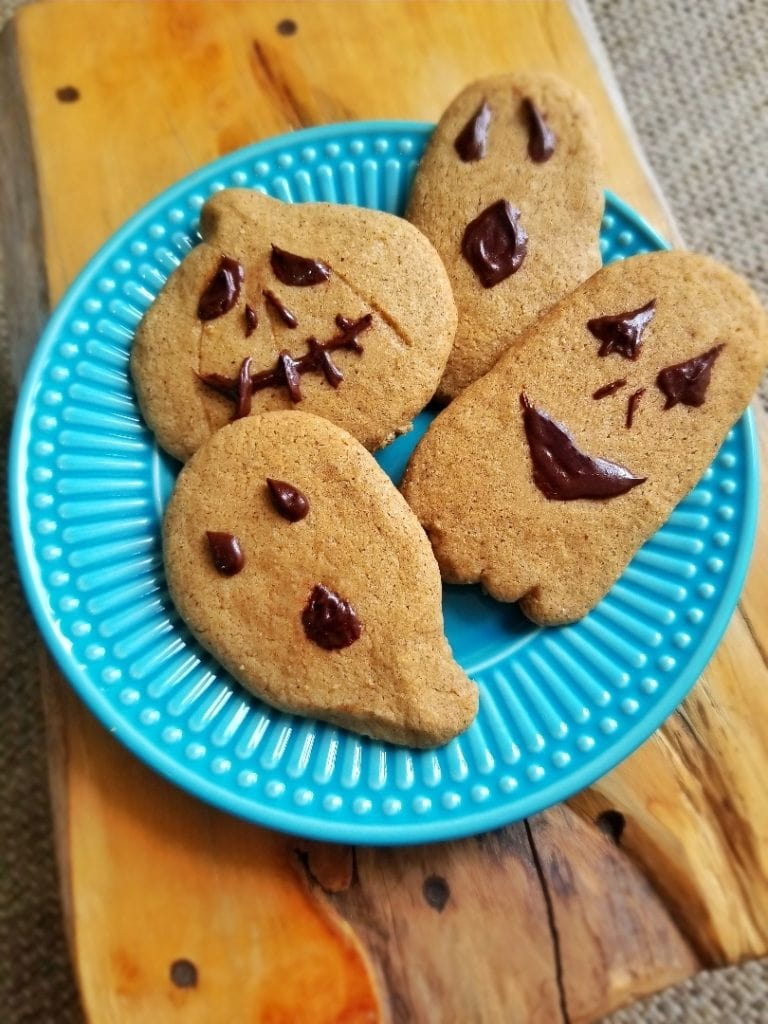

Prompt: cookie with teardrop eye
xmin=163 ymin=411 xmax=477 ymax=747
xmin=407 ymin=72 xmax=604 ymax=400
xmin=132 ymin=189 xmax=457 ymax=461
xmin=402 ymin=251 xmax=768 ymax=624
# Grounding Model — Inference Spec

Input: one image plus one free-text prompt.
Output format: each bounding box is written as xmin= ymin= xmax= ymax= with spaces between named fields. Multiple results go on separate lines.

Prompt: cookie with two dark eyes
xmin=163 ymin=410 xmax=478 ymax=748
xmin=401 ymin=251 xmax=768 ymax=624
xmin=131 ymin=189 xmax=457 ymax=462
xmin=407 ymin=72 xmax=604 ymax=400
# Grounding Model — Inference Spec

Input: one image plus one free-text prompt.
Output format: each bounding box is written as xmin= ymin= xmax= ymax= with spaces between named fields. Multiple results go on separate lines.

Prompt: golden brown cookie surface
xmin=401 ymin=251 xmax=768 ymax=624
xmin=163 ymin=411 xmax=477 ymax=747
xmin=407 ymin=72 xmax=604 ymax=400
xmin=131 ymin=190 xmax=457 ymax=461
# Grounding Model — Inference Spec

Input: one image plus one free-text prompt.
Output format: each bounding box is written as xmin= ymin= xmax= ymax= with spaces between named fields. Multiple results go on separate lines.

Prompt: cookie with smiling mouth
xmin=402 ymin=251 xmax=768 ymax=624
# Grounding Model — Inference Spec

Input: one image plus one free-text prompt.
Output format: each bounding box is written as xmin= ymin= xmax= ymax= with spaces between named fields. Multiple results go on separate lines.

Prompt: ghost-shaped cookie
xmin=131 ymin=190 xmax=457 ymax=461
xmin=401 ymin=252 xmax=768 ymax=624
xmin=407 ymin=72 xmax=604 ymax=400
xmin=163 ymin=411 xmax=477 ymax=747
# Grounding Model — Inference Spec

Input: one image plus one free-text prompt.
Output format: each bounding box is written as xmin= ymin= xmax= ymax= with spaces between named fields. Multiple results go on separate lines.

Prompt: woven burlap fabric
xmin=1 ymin=2 xmax=766 ymax=1022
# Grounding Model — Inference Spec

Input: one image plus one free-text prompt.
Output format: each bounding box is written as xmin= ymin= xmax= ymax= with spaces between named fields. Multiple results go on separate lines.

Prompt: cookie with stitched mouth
xmin=131 ymin=189 xmax=457 ymax=461
xmin=401 ymin=251 xmax=768 ymax=624
xmin=163 ymin=410 xmax=477 ymax=747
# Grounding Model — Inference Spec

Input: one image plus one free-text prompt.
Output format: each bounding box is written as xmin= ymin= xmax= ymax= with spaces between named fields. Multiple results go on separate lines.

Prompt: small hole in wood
xmin=596 ymin=809 xmax=626 ymax=845
xmin=56 ymin=86 xmax=80 ymax=103
xmin=170 ymin=958 xmax=198 ymax=989
xmin=423 ymin=874 xmax=450 ymax=912
xmin=276 ymin=18 xmax=298 ymax=36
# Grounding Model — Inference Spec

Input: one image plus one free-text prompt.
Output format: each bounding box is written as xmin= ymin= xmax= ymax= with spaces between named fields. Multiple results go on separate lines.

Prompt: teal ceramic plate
xmin=9 ymin=122 xmax=758 ymax=844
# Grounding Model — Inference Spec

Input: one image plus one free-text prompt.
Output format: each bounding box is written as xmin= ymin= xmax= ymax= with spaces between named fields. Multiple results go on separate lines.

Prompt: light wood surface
xmin=3 ymin=2 xmax=767 ymax=1022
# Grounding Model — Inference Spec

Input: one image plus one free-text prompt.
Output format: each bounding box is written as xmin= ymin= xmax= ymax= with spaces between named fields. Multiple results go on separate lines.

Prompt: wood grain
xmin=4 ymin=2 xmax=766 ymax=1022
xmin=573 ymin=399 xmax=768 ymax=966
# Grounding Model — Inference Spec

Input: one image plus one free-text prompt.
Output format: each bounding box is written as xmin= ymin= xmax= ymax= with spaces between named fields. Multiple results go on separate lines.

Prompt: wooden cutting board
xmin=3 ymin=2 xmax=768 ymax=1021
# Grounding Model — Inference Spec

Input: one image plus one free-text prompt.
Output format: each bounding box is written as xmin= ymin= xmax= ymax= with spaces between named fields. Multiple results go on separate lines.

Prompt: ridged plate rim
xmin=9 ymin=120 xmax=759 ymax=845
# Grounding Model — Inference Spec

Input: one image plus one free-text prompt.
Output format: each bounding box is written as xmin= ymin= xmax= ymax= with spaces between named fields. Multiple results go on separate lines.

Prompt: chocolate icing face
xmin=302 ymin=584 xmax=362 ymax=650
xmin=454 ymin=99 xmax=492 ymax=162
xmin=206 ymin=531 xmax=244 ymax=575
xmin=266 ymin=478 xmax=309 ymax=521
xmin=522 ymin=97 xmax=556 ymax=162
xmin=657 ymin=344 xmax=725 ymax=409
xmin=587 ymin=300 xmax=656 ymax=360
xmin=462 ymin=199 xmax=528 ymax=288
xmin=270 ymin=245 xmax=331 ymax=286
xmin=520 ymin=393 xmax=646 ymax=500
xmin=197 ymin=256 xmax=244 ymax=321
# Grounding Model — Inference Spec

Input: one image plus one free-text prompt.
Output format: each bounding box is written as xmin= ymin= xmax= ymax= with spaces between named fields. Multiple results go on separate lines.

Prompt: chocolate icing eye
xmin=233 ymin=357 xmax=253 ymax=420
xmin=656 ymin=344 xmax=725 ymax=409
xmin=522 ymin=98 xmax=556 ymax=163
xmin=266 ymin=478 xmax=310 ymax=522
xmin=206 ymin=531 xmax=245 ymax=575
xmin=270 ymin=245 xmax=331 ymax=286
xmin=197 ymin=256 xmax=244 ymax=321
xmin=520 ymin=392 xmax=646 ymax=500
xmin=454 ymin=99 xmax=492 ymax=162
xmin=587 ymin=300 xmax=656 ymax=360
xmin=302 ymin=584 xmax=362 ymax=650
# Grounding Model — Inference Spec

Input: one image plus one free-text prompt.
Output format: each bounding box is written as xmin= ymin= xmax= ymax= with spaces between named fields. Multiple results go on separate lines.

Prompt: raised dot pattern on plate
xmin=10 ymin=123 xmax=759 ymax=845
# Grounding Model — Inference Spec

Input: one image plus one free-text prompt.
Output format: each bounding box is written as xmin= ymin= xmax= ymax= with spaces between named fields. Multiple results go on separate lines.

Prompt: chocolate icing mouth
xmin=302 ymin=585 xmax=362 ymax=650
xmin=198 ymin=313 xmax=373 ymax=407
xmin=462 ymin=200 xmax=528 ymax=288
xmin=520 ymin=393 xmax=646 ymax=501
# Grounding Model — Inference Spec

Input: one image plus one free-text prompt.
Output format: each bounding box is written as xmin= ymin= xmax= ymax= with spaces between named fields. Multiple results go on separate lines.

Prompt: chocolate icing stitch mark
xmin=198 ymin=313 xmax=373 ymax=405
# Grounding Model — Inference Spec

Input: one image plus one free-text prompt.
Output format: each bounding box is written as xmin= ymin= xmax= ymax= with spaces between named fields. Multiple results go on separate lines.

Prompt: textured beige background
xmin=1 ymin=1 xmax=766 ymax=1021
